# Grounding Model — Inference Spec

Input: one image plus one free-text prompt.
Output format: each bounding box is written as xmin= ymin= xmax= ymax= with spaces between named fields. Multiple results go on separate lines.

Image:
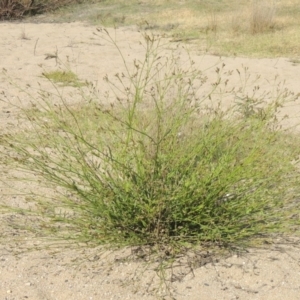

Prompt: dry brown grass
xmin=250 ymin=1 xmax=277 ymax=34
xmin=0 ymin=0 xmax=80 ymax=19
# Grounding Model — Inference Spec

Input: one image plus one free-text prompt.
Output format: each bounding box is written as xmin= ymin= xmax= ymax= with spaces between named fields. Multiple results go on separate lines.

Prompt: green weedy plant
xmin=1 ymin=29 xmax=300 ymax=255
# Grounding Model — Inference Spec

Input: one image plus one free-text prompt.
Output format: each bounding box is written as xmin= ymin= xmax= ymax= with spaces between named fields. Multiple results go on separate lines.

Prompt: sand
xmin=1 ymin=21 xmax=300 ymax=300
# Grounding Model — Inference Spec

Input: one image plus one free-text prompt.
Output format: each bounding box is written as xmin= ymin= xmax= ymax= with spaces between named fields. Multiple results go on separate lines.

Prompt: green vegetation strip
xmin=16 ymin=0 xmax=300 ymax=58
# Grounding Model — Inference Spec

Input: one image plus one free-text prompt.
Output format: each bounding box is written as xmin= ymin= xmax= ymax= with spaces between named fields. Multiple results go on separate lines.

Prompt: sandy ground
xmin=1 ymin=21 xmax=300 ymax=299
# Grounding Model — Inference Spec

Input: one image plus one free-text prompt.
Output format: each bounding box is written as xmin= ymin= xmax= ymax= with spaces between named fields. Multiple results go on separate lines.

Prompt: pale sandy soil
xmin=1 ymin=21 xmax=300 ymax=300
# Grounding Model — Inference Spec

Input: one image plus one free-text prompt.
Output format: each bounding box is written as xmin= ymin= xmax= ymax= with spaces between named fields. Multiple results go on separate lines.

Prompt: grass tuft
xmin=250 ymin=0 xmax=277 ymax=35
xmin=1 ymin=31 xmax=300 ymax=255
xmin=205 ymin=10 xmax=218 ymax=34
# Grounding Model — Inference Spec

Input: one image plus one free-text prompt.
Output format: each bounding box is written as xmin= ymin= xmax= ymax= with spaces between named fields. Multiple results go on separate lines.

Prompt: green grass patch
xmin=42 ymin=69 xmax=86 ymax=87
